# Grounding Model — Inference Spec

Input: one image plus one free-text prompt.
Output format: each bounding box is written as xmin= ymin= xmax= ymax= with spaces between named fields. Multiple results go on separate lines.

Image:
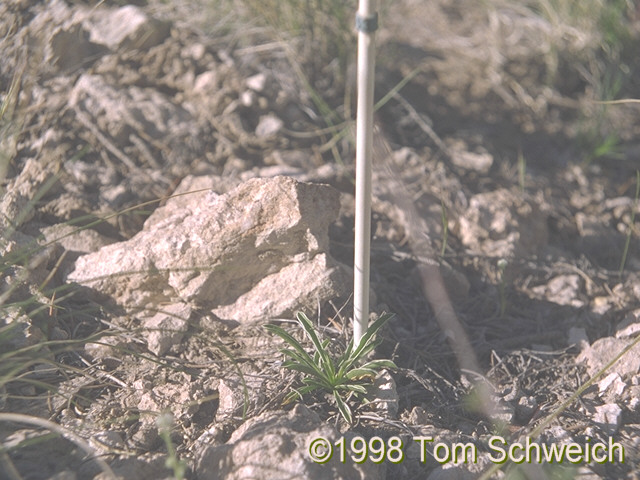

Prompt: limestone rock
xmin=85 ymin=5 xmax=170 ymax=51
xmin=211 ymin=252 xmax=343 ymax=323
xmin=577 ymin=336 xmax=640 ymax=377
xmin=67 ymin=176 xmax=348 ymax=323
xmin=593 ymin=403 xmax=623 ymax=435
xmin=144 ymin=302 xmax=192 ymax=356
xmin=195 ymin=405 xmax=384 ymax=480
xmin=531 ymin=274 xmax=584 ymax=308
xmin=0 ymin=158 xmax=63 ymax=229
xmin=255 ymin=114 xmax=284 ymax=138
xmin=216 ymin=374 xmax=265 ymax=423
xmin=40 ymin=223 xmax=116 ymax=255
xmin=370 ymin=370 xmax=399 ymax=419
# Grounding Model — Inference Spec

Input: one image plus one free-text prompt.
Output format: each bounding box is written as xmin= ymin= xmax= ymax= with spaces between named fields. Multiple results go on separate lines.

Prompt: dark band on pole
xmin=355 ymin=12 xmax=378 ymax=33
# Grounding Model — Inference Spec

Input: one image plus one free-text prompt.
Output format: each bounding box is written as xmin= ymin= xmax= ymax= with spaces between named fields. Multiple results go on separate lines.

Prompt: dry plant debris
xmin=0 ymin=0 xmax=639 ymax=479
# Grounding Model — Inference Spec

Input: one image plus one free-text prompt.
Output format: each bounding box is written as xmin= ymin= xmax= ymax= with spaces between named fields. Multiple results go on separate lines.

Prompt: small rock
xmin=86 ymin=5 xmax=170 ymax=51
xmin=597 ymin=372 xmax=626 ymax=399
xmin=215 ymin=374 xmax=264 ymax=422
xmin=130 ymin=420 xmax=159 ymax=450
xmin=1 ymin=306 xmax=47 ymax=350
xmin=144 ymin=303 xmax=191 ymax=356
xmin=627 ymin=385 xmax=640 ymax=412
xmin=531 ymin=274 xmax=584 ymax=308
xmin=492 ymin=401 xmax=515 ymax=424
xmin=593 ymin=403 xmax=622 ymax=435
xmin=255 ymin=113 xmax=284 ymax=138
xmin=193 ymin=71 xmax=219 ymax=93
xmin=567 ymin=327 xmax=589 ymax=350
xmin=49 ymin=23 xmax=105 ymax=71
xmin=0 ymin=158 xmax=63 ymax=228
xmin=576 ymin=336 xmax=640 ymax=377
xmin=450 ymin=150 xmax=493 ymax=173
xmin=615 ymin=310 xmax=640 ymax=338
xmin=246 ymin=73 xmax=267 ymax=92
xmin=370 ymin=370 xmax=399 ymax=419
xmin=240 ymin=90 xmax=256 ymax=107
xmin=89 ymin=431 xmax=126 ymax=456
xmin=514 ymin=396 xmax=538 ymax=424
xmin=407 ymin=406 xmax=429 ymax=425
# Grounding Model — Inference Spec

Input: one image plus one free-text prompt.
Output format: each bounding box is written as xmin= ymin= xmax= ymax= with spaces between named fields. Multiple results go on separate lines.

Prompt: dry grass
xmin=1 ymin=0 xmax=638 ymax=478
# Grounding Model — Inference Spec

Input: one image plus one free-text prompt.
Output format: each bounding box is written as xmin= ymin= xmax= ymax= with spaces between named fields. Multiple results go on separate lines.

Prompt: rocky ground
xmin=1 ymin=0 xmax=640 ymax=479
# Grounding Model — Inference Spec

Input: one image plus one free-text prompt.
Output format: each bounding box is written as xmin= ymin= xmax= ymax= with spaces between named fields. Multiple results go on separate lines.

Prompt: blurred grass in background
xmin=207 ymin=0 xmax=638 ymax=162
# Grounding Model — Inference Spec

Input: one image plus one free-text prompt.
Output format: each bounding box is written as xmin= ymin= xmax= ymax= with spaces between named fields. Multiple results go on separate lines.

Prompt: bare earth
xmin=1 ymin=0 xmax=639 ymax=479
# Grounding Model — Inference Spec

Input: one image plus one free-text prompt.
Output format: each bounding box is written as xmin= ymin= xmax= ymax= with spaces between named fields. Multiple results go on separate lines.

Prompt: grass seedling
xmin=497 ymin=258 xmax=508 ymax=318
xmin=517 ymin=150 xmax=526 ymax=194
xmin=265 ymin=312 xmax=396 ymax=424
xmin=440 ymin=199 xmax=449 ymax=258
xmin=157 ymin=412 xmax=187 ymax=480
xmin=619 ymin=170 xmax=639 ymax=276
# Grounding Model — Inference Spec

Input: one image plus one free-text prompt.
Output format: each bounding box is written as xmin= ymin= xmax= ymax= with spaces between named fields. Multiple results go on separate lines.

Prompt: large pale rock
xmin=67 ymin=176 xmax=348 ymax=323
xmin=195 ymin=405 xmax=385 ymax=480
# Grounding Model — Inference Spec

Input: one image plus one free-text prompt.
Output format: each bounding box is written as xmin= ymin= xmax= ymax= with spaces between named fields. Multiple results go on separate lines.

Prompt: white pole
xmin=353 ymin=0 xmax=377 ymax=346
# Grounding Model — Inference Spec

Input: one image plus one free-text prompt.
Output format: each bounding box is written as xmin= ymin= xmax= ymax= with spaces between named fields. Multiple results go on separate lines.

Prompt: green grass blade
xmin=359 ymin=359 xmax=397 ymax=370
xmin=264 ymin=324 xmax=314 ymax=362
xmin=283 ymin=385 xmax=318 ymax=405
xmin=340 ymin=384 xmax=368 ymax=395
xmin=296 ymin=312 xmax=336 ymax=378
xmin=339 ymin=338 xmax=355 ymax=365
xmin=619 ymin=170 xmax=639 ymax=275
xmin=345 ymin=313 xmax=393 ymax=365
xmin=333 ymin=393 xmax=353 ymax=424
xmin=283 ymin=362 xmax=331 ymax=384
xmin=345 ymin=368 xmax=377 ymax=380
xmin=280 ymin=347 xmax=318 ymax=370
xmin=302 ymin=377 xmax=334 ymax=391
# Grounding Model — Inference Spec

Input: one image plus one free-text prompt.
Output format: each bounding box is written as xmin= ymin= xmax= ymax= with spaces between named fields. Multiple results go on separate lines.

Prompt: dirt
xmin=1 ymin=0 xmax=640 ymax=479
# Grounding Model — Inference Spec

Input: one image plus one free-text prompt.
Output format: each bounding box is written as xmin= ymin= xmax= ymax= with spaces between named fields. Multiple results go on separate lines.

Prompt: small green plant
xmin=497 ymin=258 xmax=508 ymax=318
xmin=265 ymin=312 xmax=396 ymax=424
xmin=619 ymin=170 xmax=640 ymax=276
xmin=440 ymin=199 xmax=449 ymax=258
xmin=157 ymin=412 xmax=187 ymax=480
xmin=517 ymin=150 xmax=526 ymax=194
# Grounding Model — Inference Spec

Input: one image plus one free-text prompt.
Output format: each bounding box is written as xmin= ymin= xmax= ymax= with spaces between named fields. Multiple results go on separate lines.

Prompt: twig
xmin=391 ymin=91 xmax=450 ymax=155
xmin=74 ymin=107 xmax=139 ymax=172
